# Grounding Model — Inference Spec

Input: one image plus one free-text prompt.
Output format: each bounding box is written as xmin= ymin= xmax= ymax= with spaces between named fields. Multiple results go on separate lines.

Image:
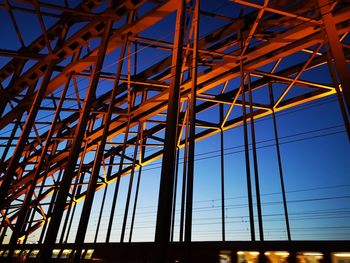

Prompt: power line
xmin=140 ymin=126 xmax=346 ymax=172
xmin=56 ymin=193 xmax=350 ymax=220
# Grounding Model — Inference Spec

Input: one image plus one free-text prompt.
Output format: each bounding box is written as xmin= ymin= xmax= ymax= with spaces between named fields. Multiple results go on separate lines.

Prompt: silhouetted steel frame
xmin=0 ymin=0 xmax=349 ymax=261
xmin=2 ymin=6 xmax=348 ymax=208
xmin=268 ymin=83 xmax=291 ymax=241
xmin=154 ymin=1 xmax=186 ymax=262
xmin=72 ymin=22 xmax=130 ymax=262
xmin=40 ymin=19 xmax=114 ymax=261
xmin=318 ymin=0 xmax=350 ymax=116
xmin=185 ymin=0 xmax=200 ymax=250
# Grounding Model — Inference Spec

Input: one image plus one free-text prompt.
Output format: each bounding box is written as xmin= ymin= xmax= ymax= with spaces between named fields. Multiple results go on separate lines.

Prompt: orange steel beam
xmin=0 ymin=0 xmax=147 ymax=125
xmin=318 ymin=0 xmax=350 ymax=115
xmin=0 ymin=0 xmax=180 ymax=130
xmin=231 ymin=0 xmax=321 ymax=25
xmin=1 ymin=0 xmax=349 ymax=243
xmin=3 ymin=5 xmax=249 ymax=171
xmin=1 ymin=2 xmax=348 ymax=134
xmin=4 ymin=5 xmax=348 ymax=204
xmin=2 ymin=73 xmax=339 ymax=239
xmin=0 ymin=0 xmax=103 ymax=85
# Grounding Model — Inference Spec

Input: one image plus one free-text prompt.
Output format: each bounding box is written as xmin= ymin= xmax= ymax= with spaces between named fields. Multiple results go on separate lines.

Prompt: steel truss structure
xmin=0 ymin=0 xmax=349 ymax=262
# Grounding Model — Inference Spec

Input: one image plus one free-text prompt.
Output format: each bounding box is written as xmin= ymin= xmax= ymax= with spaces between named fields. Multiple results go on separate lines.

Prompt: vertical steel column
xmin=73 ymin=34 xmax=128 ymax=262
xmin=0 ymin=62 xmax=55 ymax=210
xmin=105 ymin=117 xmax=132 ymax=242
xmin=180 ymin=111 xmax=189 ymax=242
xmin=94 ymin=155 xmax=114 ymax=243
xmin=104 ymin=13 xmax=135 ymax=244
xmin=94 ymin=182 xmax=108 ymax=243
xmin=154 ymin=0 xmax=185 ymax=261
xmin=129 ymin=166 xmax=142 ymax=242
xmin=185 ymin=0 xmax=200 ymax=246
xmin=59 ymin=141 xmax=89 ymax=244
xmin=63 ymin=197 xmax=78 ymax=243
xmin=129 ymin=76 xmax=145 ymax=244
xmin=268 ymin=83 xmax=291 ymax=241
xmin=324 ymin=37 xmax=350 ymax=140
xmin=40 ymin=20 xmax=113 ymax=260
xmin=120 ymin=40 xmax=139 ymax=243
xmin=318 ymin=0 xmax=350 ymax=118
xmin=120 ymin=122 xmax=141 ymax=243
xmin=170 ymin=147 xmax=180 ymax=241
xmin=247 ymin=73 xmax=264 ymax=241
xmin=64 ymin=178 xmax=85 ymax=244
xmin=220 ymin=105 xmax=226 ymax=242
xmin=38 ymin=168 xmax=65 ymax=244
xmin=240 ymin=60 xmax=255 ymax=241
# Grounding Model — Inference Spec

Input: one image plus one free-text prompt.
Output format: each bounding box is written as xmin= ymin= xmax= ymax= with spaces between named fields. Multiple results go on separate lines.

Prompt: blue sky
xmin=0 ymin=0 xmax=349 ymax=245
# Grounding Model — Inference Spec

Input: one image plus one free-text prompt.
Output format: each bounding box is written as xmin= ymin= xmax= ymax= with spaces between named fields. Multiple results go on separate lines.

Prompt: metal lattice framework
xmin=0 ymin=0 xmax=349 ymax=261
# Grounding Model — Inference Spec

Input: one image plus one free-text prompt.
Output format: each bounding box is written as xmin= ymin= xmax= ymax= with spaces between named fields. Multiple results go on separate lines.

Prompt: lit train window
xmin=297 ymin=252 xmax=323 ymax=262
xmin=264 ymin=251 xmax=289 ymax=263
xmin=332 ymin=252 xmax=350 ymax=263
xmin=237 ymin=251 xmax=259 ymax=263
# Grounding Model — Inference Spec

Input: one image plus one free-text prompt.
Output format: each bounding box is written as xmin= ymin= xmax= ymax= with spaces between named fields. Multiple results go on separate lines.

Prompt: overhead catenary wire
xmin=138 ymin=124 xmax=346 ymax=172
xmin=23 ymin=185 xmax=349 ymax=221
